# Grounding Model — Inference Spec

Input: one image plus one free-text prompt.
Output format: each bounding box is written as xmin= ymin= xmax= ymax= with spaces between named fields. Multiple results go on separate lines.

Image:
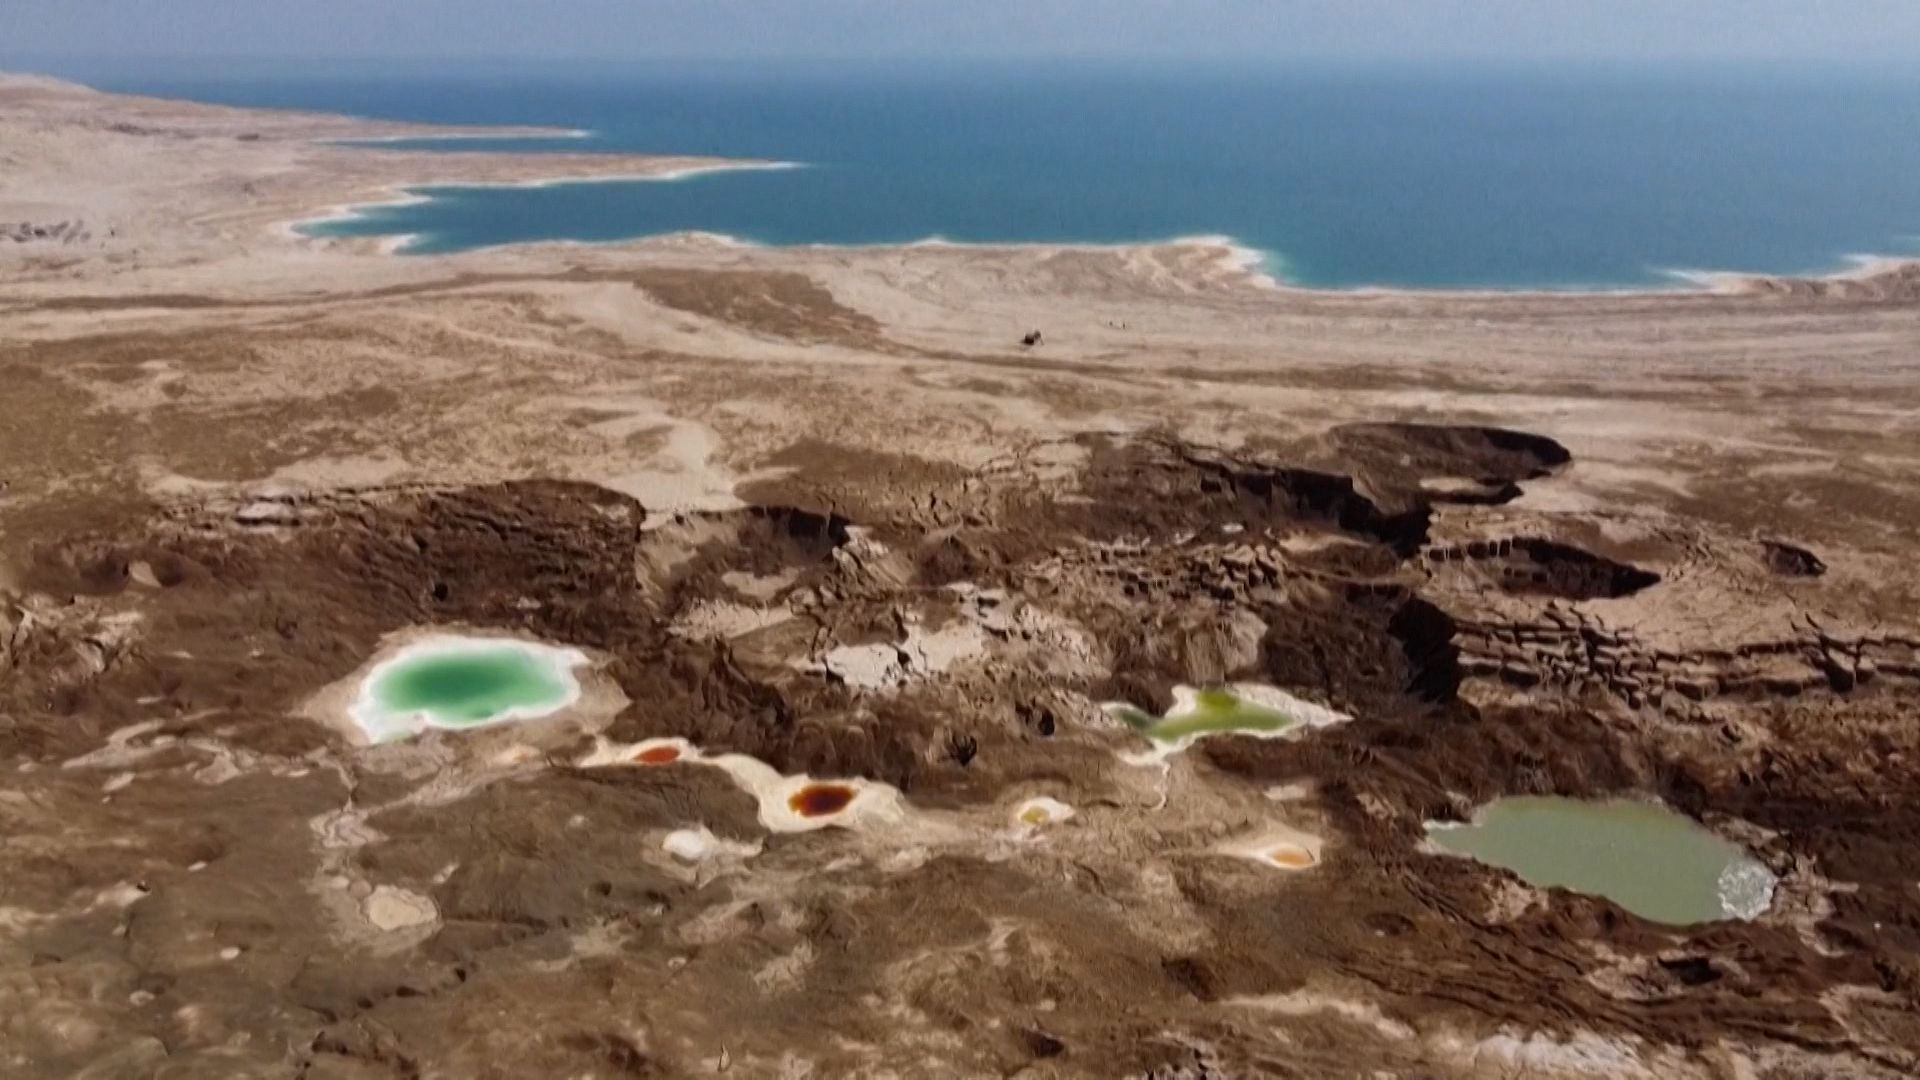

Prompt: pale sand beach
xmin=5 ymin=72 xmax=1920 ymax=1080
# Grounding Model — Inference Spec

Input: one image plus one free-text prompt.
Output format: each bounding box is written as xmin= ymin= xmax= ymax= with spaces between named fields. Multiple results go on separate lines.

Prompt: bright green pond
xmin=1427 ymin=797 xmax=1776 ymax=926
xmin=368 ymin=645 xmax=574 ymax=729
xmin=1108 ymin=687 xmax=1299 ymax=743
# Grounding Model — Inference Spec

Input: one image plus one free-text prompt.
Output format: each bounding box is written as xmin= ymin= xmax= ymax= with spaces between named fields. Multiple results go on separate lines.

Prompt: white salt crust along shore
xmin=275 ymin=154 xmax=1920 ymax=297
xmin=580 ymin=737 xmax=909 ymax=834
xmin=322 ymin=128 xmax=596 ymax=144
xmin=286 ymin=161 xmax=806 ymax=251
xmin=347 ymin=634 xmax=589 ymax=743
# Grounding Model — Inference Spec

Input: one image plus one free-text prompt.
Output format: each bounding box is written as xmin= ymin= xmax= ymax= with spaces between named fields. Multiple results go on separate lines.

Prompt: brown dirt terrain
xmin=6 ymin=75 xmax=1920 ymax=1080
xmin=6 ymin=417 xmax=1920 ymax=1078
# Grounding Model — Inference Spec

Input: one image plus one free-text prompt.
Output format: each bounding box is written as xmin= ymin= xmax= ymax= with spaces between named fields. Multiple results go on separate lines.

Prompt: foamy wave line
xmin=378 ymin=233 xmax=426 ymax=256
xmin=293 ymin=186 xmax=1292 ymax=286
xmin=859 ymin=232 xmax=1289 ymax=288
xmin=282 ymin=190 xmax=436 ymax=248
xmin=1659 ymin=250 xmax=1920 ymax=293
xmin=283 ymin=161 xmax=805 ymax=249
xmin=428 ymin=160 xmax=804 ymax=190
xmin=284 ymin=166 xmax=1289 ymax=287
xmin=1172 ymin=233 xmax=1293 ymax=288
xmin=324 ymin=128 xmax=595 ymax=145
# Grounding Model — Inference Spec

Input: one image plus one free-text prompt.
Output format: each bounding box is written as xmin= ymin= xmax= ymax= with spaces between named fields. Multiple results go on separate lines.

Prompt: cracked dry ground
xmin=4 ymin=424 xmax=1920 ymax=1080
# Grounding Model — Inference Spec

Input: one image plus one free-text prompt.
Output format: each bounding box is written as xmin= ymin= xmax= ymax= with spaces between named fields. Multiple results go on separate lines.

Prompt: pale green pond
xmin=1106 ymin=687 xmax=1299 ymax=744
xmin=1427 ymin=796 xmax=1776 ymax=926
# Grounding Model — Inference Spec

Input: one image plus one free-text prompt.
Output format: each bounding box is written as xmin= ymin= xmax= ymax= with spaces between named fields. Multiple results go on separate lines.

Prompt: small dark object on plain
xmin=1021 ymin=330 xmax=1043 ymax=347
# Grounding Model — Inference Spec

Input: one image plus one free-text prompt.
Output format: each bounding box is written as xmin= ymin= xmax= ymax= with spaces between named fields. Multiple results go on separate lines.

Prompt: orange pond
xmin=788 ymin=783 xmax=858 ymax=818
xmin=633 ymin=746 xmax=683 ymax=765
xmin=1267 ymin=845 xmax=1317 ymax=869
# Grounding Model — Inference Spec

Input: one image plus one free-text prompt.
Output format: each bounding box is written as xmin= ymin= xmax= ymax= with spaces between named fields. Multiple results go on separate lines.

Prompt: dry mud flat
xmin=4 ymin=424 xmax=1920 ymax=1079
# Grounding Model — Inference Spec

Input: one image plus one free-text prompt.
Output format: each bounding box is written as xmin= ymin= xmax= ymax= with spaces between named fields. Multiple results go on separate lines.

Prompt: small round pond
xmin=351 ymin=637 xmax=586 ymax=742
xmin=1013 ymin=796 xmax=1074 ymax=830
xmin=1427 ymin=796 xmax=1776 ymax=926
xmin=788 ymin=783 xmax=858 ymax=819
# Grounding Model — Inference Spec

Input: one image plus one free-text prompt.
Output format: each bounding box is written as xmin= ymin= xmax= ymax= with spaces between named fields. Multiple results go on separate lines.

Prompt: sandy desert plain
xmin=4 ymin=73 xmax=1920 ymax=1079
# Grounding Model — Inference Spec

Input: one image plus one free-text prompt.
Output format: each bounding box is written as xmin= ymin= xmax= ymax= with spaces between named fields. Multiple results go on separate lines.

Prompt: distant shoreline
xmin=288 ymin=162 xmax=804 ymax=252
xmin=6 ymin=68 xmax=1917 ymax=302
xmin=167 ymin=64 xmax=1917 ymax=296
xmin=277 ymin=130 xmax=1919 ymax=295
xmin=287 ymin=166 xmax=1919 ymax=298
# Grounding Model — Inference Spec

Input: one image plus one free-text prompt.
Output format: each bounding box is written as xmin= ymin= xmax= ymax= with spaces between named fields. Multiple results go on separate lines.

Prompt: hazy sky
xmin=9 ymin=1 xmax=1920 ymax=64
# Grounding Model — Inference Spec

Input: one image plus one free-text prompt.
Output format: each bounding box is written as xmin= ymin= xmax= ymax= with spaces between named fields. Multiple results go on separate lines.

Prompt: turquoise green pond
xmin=352 ymin=637 xmax=584 ymax=741
xmin=371 ymin=647 xmax=571 ymax=726
xmin=1427 ymin=797 xmax=1776 ymax=926
xmin=1107 ymin=687 xmax=1300 ymax=744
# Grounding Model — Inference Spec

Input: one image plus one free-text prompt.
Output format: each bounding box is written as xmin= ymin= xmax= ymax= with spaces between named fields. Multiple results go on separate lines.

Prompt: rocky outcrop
xmin=4 ymin=219 xmax=91 ymax=245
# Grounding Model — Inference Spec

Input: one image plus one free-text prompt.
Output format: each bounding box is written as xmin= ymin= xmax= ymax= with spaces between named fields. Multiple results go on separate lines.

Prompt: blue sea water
xmin=48 ymin=59 xmax=1920 ymax=288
